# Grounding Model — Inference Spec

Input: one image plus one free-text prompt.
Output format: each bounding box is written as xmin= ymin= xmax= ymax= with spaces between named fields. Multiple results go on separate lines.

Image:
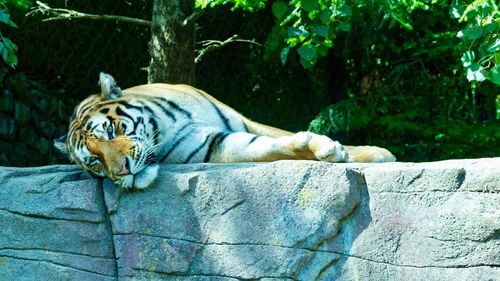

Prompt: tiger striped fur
xmin=54 ymin=73 xmax=396 ymax=190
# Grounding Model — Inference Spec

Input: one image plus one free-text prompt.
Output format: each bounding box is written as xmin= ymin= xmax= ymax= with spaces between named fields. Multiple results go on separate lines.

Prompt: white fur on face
xmin=134 ymin=164 xmax=159 ymax=189
xmin=113 ymin=163 xmax=158 ymax=189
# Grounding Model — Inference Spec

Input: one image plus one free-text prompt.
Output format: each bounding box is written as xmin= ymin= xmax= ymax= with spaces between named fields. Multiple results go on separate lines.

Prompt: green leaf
xmin=487 ymin=65 xmax=500 ymax=85
xmin=487 ymin=39 xmax=500 ymax=53
xmin=479 ymin=2 xmax=492 ymax=17
xmin=1 ymin=37 xmax=17 ymax=52
xmin=461 ymin=51 xmax=475 ymax=67
xmin=435 ymin=133 xmax=447 ymax=141
xmin=287 ymin=27 xmax=310 ymax=38
xmin=0 ymin=44 xmax=5 ymax=63
xmin=485 ymin=23 xmax=497 ymax=33
xmin=464 ymin=9 xmax=477 ymax=21
xmin=1 ymin=44 xmax=9 ymax=62
xmin=286 ymin=37 xmax=300 ymax=48
xmin=7 ymin=0 xmax=33 ymax=9
xmin=449 ymin=0 xmax=464 ymax=19
xmin=337 ymin=22 xmax=351 ymax=32
xmin=460 ymin=26 xmax=483 ymax=40
xmin=280 ymin=47 xmax=289 ymax=65
xmin=299 ymin=57 xmax=315 ymax=68
xmin=319 ymin=9 xmax=332 ymax=23
xmin=297 ymin=43 xmax=317 ymax=62
xmin=391 ymin=13 xmax=414 ymax=30
xmin=7 ymin=19 xmax=18 ymax=28
xmin=313 ymin=25 xmax=329 ymax=37
xmin=466 ymin=63 xmax=486 ymax=82
xmin=272 ymin=1 xmax=287 ymax=19
xmin=317 ymin=44 xmax=329 ymax=57
xmin=0 ymin=36 xmax=18 ymax=67
xmin=323 ymin=39 xmax=333 ymax=48
xmin=337 ymin=5 xmax=352 ymax=17
xmin=0 ymin=11 xmax=10 ymax=25
xmin=6 ymin=53 xmax=17 ymax=67
xmin=0 ymin=10 xmax=18 ymax=28
xmin=301 ymin=0 xmax=318 ymax=12
xmin=263 ymin=25 xmax=286 ymax=59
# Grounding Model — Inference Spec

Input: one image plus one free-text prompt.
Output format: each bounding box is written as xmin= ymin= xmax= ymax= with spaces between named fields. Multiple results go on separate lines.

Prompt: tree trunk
xmin=148 ymin=0 xmax=195 ymax=85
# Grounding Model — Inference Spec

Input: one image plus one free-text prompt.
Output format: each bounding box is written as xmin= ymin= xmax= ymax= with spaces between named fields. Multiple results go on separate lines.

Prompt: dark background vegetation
xmin=0 ymin=0 xmax=498 ymax=166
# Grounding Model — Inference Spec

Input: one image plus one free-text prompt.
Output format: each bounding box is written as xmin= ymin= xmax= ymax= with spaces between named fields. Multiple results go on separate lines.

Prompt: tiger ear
xmin=99 ymin=72 xmax=122 ymax=100
xmin=53 ymin=134 xmax=69 ymax=155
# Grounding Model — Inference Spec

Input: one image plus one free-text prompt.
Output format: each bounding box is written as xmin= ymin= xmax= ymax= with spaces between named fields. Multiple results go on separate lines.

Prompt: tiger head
xmin=54 ymin=73 xmax=159 ymax=189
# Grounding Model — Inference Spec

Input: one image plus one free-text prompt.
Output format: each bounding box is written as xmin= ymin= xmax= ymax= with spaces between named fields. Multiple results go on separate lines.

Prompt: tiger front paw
xmin=291 ymin=132 xmax=349 ymax=162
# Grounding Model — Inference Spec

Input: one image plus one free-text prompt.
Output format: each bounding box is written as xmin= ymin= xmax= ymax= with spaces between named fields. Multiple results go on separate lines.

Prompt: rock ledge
xmin=1 ymin=158 xmax=499 ymax=280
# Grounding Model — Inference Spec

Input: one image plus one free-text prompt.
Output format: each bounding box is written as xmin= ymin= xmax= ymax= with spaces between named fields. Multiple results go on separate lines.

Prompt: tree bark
xmin=148 ymin=0 xmax=196 ymax=85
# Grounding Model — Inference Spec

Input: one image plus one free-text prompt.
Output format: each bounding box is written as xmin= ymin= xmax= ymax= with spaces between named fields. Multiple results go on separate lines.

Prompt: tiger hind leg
xmin=343 ymin=145 xmax=396 ymax=162
xmin=242 ymin=120 xmax=396 ymax=163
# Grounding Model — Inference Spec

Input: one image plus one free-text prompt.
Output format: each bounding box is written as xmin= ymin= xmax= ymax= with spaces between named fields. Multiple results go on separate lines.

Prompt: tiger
xmin=55 ymin=72 xmax=396 ymax=190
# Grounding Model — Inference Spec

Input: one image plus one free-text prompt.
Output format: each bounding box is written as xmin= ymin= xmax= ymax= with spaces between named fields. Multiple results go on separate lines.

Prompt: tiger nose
xmin=116 ymin=158 xmax=130 ymax=175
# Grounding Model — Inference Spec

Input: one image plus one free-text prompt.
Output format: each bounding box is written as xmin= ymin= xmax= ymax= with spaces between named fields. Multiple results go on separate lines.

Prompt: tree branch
xmin=182 ymin=10 xmax=203 ymax=27
xmin=195 ymin=34 xmax=263 ymax=64
xmin=27 ymin=1 xmax=150 ymax=27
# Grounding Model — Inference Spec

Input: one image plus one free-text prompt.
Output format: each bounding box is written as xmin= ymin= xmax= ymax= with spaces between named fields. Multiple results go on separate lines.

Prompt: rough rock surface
xmin=0 ymin=165 xmax=115 ymax=280
xmin=1 ymin=158 xmax=499 ymax=280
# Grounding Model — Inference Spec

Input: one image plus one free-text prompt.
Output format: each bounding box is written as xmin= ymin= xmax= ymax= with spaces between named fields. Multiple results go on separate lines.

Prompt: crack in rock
xmin=0 ymin=208 xmax=104 ymax=224
xmin=0 ymin=254 xmax=116 ymax=278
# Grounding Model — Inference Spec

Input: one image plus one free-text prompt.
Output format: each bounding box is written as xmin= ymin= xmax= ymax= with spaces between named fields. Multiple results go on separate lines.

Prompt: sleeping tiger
xmin=55 ymin=73 xmax=396 ymax=190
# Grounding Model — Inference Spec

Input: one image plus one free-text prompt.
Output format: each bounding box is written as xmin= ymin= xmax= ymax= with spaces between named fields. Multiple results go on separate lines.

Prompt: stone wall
xmin=1 ymin=159 xmax=499 ymax=280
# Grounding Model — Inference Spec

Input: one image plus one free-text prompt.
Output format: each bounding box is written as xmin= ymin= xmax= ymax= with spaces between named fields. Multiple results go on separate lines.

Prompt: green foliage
xmin=197 ymin=0 xmax=498 ymax=161
xmin=201 ymin=0 xmax=499 ymax=86
xmin=197 ymin=0 xmax=355 ymax=67
xmin=270 ymin=0 xmax=354 ymax=68
xmin=196 ymin=0 xmax=266 ymax=11
xmin=0 ymin=1 xmax=31 ymax=68
xmin=0 ymin=8 xmax=19 ymax=67
xmin=452 ymin=0 xmax=500 ymax=85
xmin=199 ymin=0 xmax=442 ymax=68
xmin=0 ymin=0 xmax=150 ymax=166
xmin=3 ymin=0 xmax=32 ymax=9
xmin=309 ymin=87 xmax=500 ymax=160
xmin=305 ymin=0 xmax=500 ymax=161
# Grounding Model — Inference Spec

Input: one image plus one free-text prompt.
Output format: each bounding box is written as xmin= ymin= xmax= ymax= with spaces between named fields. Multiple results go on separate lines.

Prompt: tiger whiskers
xmin=130 ymin=133 xmax=162 ymax=172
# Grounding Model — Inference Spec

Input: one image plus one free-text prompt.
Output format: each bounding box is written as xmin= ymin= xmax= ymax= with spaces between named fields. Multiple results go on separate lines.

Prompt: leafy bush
xmin=0 ymin=8 xmax=19 ymax=67
xmin=307 ymin=1 xmax=499 ymax=161
xmin=197 ymin=0 xmax=498 ymax=161
xmin=452 ymin=0 xmax=499 ymax=85
xmin=0 ymin=1 xmax=32 ymax=68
